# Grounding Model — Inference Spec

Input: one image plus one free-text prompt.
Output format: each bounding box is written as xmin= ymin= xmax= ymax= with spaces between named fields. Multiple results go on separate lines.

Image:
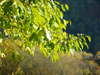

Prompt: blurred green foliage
xmin=0 ymin=0 xmax=91 ymax=63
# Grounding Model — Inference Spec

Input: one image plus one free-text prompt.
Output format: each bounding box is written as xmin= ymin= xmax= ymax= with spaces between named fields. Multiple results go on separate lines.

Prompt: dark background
xmin=56 ymin=0 xmax=100 ymax=55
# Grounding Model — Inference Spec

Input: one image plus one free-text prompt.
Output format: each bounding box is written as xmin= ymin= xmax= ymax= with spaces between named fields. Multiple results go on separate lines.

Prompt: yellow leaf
xmin=65 ymin=4 xmax=69 ymax=11
xmin=70 ymin=20 xmax=71 ymax=26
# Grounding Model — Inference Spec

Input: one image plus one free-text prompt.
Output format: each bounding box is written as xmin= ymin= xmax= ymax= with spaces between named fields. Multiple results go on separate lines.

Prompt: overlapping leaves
xmin=0 ymin=0 xmax=91 ymax=61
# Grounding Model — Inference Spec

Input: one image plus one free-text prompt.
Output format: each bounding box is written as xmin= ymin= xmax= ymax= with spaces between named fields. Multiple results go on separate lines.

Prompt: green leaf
xmin=54 ymin=51 xmax=58 ymax=61
xmin=18 ymin=4 xmax=24 ymax=16
xmin=33 ymin=0 xmax=38 ymax=4
xmin=75 ymin=40 xmax=80 ymax=51
xmin=29 ymin=32 xmax=38 ymax=41
xmin=82 ymin=36 xmax=86 ymax=42
xmin=0 ymin=0 xmax=90 ymax=61
xmin=19 ymin=2 xmax=27 ymax=18
xmin=37 ymin=30 xmax=45 ymax=40
xmin=11 ymin=52 xmax=15 ymax=63
xmin=0 ymin=61 xmax=2 ymax=67
xmin=29 ymin=0 xmax=32 ymax=3
xmin=84 ymin=42 xmax=89 ymax=49
xmin=79 ymin=41 xmax=83 ymax=49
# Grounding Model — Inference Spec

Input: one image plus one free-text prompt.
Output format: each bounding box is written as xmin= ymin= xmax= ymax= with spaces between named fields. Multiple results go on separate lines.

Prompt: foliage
xmin=0 ymin=39 xmax=100 ymax=75
xmin=0 ymin=0 xmax=91 ymax=62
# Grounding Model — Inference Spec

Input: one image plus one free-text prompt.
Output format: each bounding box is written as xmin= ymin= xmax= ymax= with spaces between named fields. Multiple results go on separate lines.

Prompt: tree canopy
xmin=0 ymin=0 xmax=91 ymax=61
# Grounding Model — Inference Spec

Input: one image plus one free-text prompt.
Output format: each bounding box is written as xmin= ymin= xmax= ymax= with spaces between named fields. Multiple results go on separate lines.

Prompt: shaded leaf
xmin=11 ymin=52 xmax=15 ymax=63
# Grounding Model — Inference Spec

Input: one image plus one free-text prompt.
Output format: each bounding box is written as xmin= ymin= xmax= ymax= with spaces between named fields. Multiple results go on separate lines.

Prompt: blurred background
xmin=57 ymin=0 xmax=100 ymax=55
xmin=0 ymin=0 xmax=100 ymax=75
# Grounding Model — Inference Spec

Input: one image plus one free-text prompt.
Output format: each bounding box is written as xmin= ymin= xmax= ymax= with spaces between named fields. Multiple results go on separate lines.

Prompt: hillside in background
xmin=0 ymin=39 xmax=100 ymax=75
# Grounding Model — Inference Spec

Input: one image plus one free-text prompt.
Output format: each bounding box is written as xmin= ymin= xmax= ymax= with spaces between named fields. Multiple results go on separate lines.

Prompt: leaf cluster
xmin=0 ymin=0 xmax=91 ymax=61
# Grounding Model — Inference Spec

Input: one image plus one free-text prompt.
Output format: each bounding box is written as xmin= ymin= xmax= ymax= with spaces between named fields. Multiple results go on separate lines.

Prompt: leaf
xmin=33 ymin=0 xmax=39 ymax=4
xmin=0 ymin=38 xmax=3 ymax=44
xmin=11 ymin=52 xmax=15 ymax=63
xmin=85 ymin=35 xmax=91 ymax=42
xmin=63 ymin=20 xmax=69 ymax=26
xmin=46 ymin=29 xmax=52 ymax=41
xmin=54 ymin=22 xmax=58 ymax=27
xmin=31 ymin=7 xmax=41 ymax=18
xmin=19 ymin=2 xmax=27 ymax=18
xmin=18 ymin=4 xmax=24 ymax=16
xmin=70 ymin=20 xmax=71 ymax=26
xmin=0 ymin=61 xmax=2 ymax=67
xmin=82 ymin=36 xmax=86 ymax=42
xmin=79 ymin=41 xmax=83 ymax=49
xmin=37 ymin=30 xmax=45 ymax=40
xmin=70 ymin=49 xmax=74 ymax=55
xmin=61 ymin=4 xmax=66 ymax=12
xmin=59 ymin=11 xmax=63 ymax=19
xmin=75 ymin=40 xmax=80 ymax=51
xmin=29 ymin=32 xmax=38 ymax=41
xmin=54 ymin=1 xmax=60 ymax=5
xmin=65 ymin=4 xmax=69 ymax=11
xmin=17 ymin=54 xmax=22 ymax=60
xmin=1 ymin=53 xmax=5 ymax=58
xmin=29 ymin=0 xmax=32 ymax=3
xmin=84 ymin=42 xmax=89 ymax=49
xmin=54 ymin=51 xmax=58 ymax=61
xmin=50 ymin=42 xmax=54 ymax=50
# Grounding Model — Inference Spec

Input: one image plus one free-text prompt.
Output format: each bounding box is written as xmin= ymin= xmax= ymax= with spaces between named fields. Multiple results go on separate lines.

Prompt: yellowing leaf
xmin=60 ymin=11 xmax=63 ymax=19
xmin=65 ymin=4 xmax=69 ymax=11
xmin=1 ymin=53 xmax=6 ymax=58
xmin=70 ymin=20 xmax=71 ymax=26
xmin=85 ymin=35 xmax=91 ymax=42
xmin=61 ymin=4 xmax=66 ymax=12
xmin=63 ymin=20 xmax=69 ymax=26
xmin=84 ymin=42 xmax=89 ymax=49
xmin=54 ymin=1 xmax=60 ymax=5
xmin=80 ymin=42 xmax=83 ymax=49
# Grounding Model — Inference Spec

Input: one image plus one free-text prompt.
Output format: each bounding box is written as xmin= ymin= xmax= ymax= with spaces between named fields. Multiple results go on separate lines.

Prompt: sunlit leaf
xmin=60 ymin=11 xmax=63 ymax=19
xmin=70 ymin=20 xmax=71 ymax=26
xmin=65 ymin=4 xmax=69 ymax=11
xmin=84 ymin=42 xmax=89 ymax=49
xmin=0 ymin=38 xmax=3 ymax=44
xmin=46 ymin=29 xmax=52 ymax=41
xmin=38 ymin=30 xmax=45 ymax=40
xmin=61 ymin=4 xmax=66 ymax=12
xmin=0 ymin=0 xmax=90 ymax=62
xmin=1 ymin=53 xmax=6 ymax=58
xmin=54 ymin=1 xmax=60 ymax=5
xmin=85 ymin=35 xmax=91 ymax=42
